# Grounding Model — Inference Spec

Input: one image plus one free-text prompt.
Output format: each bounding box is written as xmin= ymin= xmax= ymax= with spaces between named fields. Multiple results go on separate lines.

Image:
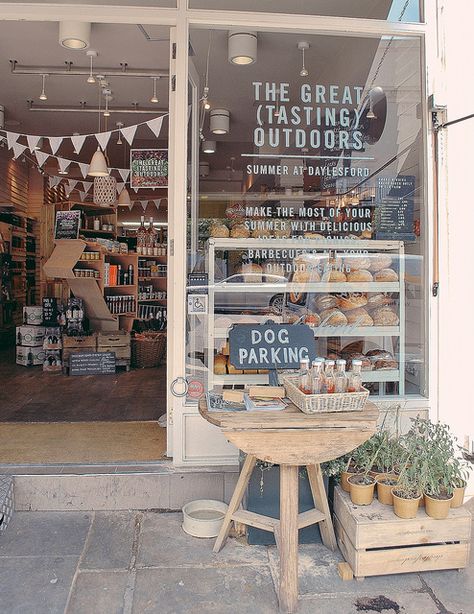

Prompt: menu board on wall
xmin=130 ymin=149 xmax=168 ymax=189
xmin=374 ymin=175 xmax=416 ymax=241
xmin=54 ymin=210 xmax=81 ymax=240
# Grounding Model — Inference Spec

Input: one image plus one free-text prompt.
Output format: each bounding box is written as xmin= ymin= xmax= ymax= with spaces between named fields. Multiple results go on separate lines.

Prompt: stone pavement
xmin=0 ymin=510 xmax=472 ymax=614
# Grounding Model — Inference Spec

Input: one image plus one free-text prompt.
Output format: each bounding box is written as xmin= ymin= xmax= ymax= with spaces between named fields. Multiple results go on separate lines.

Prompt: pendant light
xmin=298 ymin=41 xmax=309 ymax=77
xmin=116 ymin=122 xmax=124 ymax=145
xmin=117 ymin=186 xmax=131 ymax=206
xmin=367 ymin=86 xmax=383 ymax=120
xmin=39 ymin=74 xmax=48 ymax=101
xmin=210 ymin=109 xmax=230 ymax=135
xmin=88 ymin=87 xmax=109 ymax=177
xmin=150 ymin=78 xmax=159 ymax=104
xmin=202 ymin=140 xmax=216 ymax=154
xmin=228 ymin=30 xmax=257 ymax=65
xmin=59 ymin=21 xmax=91 ymax=50
xmin=86 ymin=50 xmax=97 ymax=84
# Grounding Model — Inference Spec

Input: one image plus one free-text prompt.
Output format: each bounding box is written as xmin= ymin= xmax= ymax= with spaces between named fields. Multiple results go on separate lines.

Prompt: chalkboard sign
xmin=54 ymin=210 xmax=81 ymax=240
xmin=375 ymin=175 xmax=415 ymax=241
xmin=229 ymin=323 xmax=316 ymax=370
xmin=42 ymin=297 xmax=58 ymax=327
xmin=69 ymin=351 xmax=116 ymax=376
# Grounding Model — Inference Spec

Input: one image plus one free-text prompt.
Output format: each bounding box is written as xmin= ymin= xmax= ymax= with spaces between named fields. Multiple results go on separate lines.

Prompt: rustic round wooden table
xmin=199 ymin=398 xmax=379 ymax=613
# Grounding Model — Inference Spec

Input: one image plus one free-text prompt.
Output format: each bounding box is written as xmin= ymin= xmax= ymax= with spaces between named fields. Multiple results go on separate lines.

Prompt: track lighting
xmin=298 ymin=41 xmax=309 ymax=78
xmin=150 ymin=77 xmax=159 ymax=103
xmin=86 ymin=50 xmax=97 ymax=84
xmin=228 ymin=30 xmax=257 ymax=65
xmin=39 ymin=74 xmax=48 ymax=101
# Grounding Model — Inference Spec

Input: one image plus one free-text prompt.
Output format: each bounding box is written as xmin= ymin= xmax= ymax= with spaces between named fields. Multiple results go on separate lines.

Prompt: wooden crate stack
xmin=97 ymin=331 xmax=131 ymax=371
xmin=333 ymin=486 xmax=471 ymax=580
xmin=62 ymin=333 xmax=97 ymax=373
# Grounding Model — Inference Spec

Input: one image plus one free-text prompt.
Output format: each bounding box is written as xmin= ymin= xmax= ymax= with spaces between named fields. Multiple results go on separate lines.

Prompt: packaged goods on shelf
xmin=43 ymin=327 xmax=62 ymax=350
xmin=42 ymin=350 xmax=62 ymax=372
xmin=16 ymin=325 xmax=45 ymax=347
xmin=16 ymin=345 xmax=45 ymax=366
xmin=22 ymin=306 xmax=43 ymax=326
xmin=73 ymin=268 xmax=100 ymax=279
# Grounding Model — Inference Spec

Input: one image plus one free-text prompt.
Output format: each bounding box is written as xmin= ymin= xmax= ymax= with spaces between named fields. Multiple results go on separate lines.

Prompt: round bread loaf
xmin=337 ymin=293 xmax=368 ymax=311
xmin=372 ymin=306 xmax=399 ymax=326
xmin=304 ymin=312 xmax=321 ymax=327
xmin=344 ymin=256 xmax=371 ymax=271
xmin=366 ymin=292 xmax=393 ymax=308
xmin=345 ymin=307 xmax=374 ymax=326
xmin=230 ymin=224 xmax=250 ymax=238
xmin=368 ymin=254 xmax=392 ymax=272
xmin=347 ymin=269 xmax=373 ymax=282
xmin=328 ymin=269 xmax=347 ymax=282
xmin=374 ymin=268 xmax=398 ymax=282
xmin=214 ymin=354 xmax=227 ymax=374
xmin=343 ymin=352 xmax=372 ymax=371
xmin=313 ymin=294 xmax=338 ymax=311
xmin=209 ymin=223 xmax=229 ymax=238
xmin=319 ymin=307 xmax=348 ymax=326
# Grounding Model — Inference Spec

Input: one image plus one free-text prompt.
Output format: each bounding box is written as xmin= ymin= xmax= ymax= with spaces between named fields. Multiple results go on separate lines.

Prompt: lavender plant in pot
xmin=347 ymin=439 xmax=382 ymax=506
xmin=375 ymin=437 xmax=402 ymax=505
xmin=392 ymin=422 xmax=424 ymax=519
xmin=423 ymin=421 xmax=457 ymax=519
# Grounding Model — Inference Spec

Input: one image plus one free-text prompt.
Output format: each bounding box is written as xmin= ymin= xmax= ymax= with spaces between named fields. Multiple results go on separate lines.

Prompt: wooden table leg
xmin=307 ymin=464 xmax=337 ymax=551
xmin=213 ymin=453 xmax=256 ymax=553
xmin=279 ymin=464 xmax=299 ymax=613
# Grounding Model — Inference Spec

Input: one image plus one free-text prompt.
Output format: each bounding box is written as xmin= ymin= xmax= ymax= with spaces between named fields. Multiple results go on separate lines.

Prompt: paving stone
xmin=81 ymin=512 xmax=136 ymax=570
xmin=67 ymin=570 xmax=129 ymax=614
xmin=132 ymin=565 xmax=278 ymax=614
xmin=137 ymin=511 xmax=268 ymax=568
xmin=298 ymin=591 xmax=440 ymax=614
xmin=0 ymin=555 xmax=78 ymax=614
xmin=0 ymin=511 xmax=91 ymax=557
xmin=420 ymin=565 xmax=474 ymax=614
xmin=267 ymin=544 xmax=423 ymax=596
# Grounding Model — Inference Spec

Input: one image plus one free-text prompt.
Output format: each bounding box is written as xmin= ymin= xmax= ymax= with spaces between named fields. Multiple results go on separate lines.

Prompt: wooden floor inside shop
xmin=0 ymin=348 xmax=166 ymax=422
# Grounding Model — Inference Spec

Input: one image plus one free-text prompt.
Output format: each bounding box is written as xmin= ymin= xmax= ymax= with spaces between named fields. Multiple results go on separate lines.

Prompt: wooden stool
xmin=199 ymin=399 xmax=379 ymax=613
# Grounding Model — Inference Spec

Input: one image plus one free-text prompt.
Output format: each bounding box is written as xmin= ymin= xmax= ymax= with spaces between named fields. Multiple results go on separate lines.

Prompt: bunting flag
xmin=6 ymin=132 xmax=18 ymax=150
xmin=133 ymin=187 xmax=139 ymax=193
xmin=68 ymin=179 xmax=78 ymax=191
xmin=140 ymin=201 xmax=148 ymax=211
xmin=71 ymin=134 xmax=87 ymax=155
xmin=81 ymin=181 xmax=93 ymax=193
xmin=147 ymin=116 xmax=164 ymax=138
xmin=35 ymin=150 xmax=49 ymax=167
xmin=48 ymin=176 xmax=61 ymax=189
xmin=48 ymin=136 xmax=63 ymax=155
xmin=153 ymin=198 xmax=161 ymax=212
xmin=116 ymin=182 xmax=125 ymax=194
xmin=95 ymin=131 xmax=111 ymax=151
xmin=78 ymin=163 xmax=89 ymax=179
xmin=128 ymin=203 xmax=134 ymax=211
xmin=12 ymin=142 xmax=27 ymax=160
xmin=64 ymin=184 xmax=74 ymax=197
xmin=58 ymin=158 xmax=71 ymax=174
xmin=118 ymin=168 xmax=130 ymax=182
xmin=27 ymin=135 xmax=42 ymax=153
xmin=78 ymin=191 xmax=87 ymax=202
xmin=121 ymin=124 xmax=138 ymax=146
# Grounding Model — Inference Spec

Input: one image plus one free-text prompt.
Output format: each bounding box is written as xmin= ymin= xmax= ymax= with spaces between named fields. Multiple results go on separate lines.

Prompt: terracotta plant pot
xmin=425 ymin=492 xmax=454 ymax=519
xmin=376 ymin=474 xmax=398 ymax=505
xmin=341 ymin=469 xmax=358 ymax=493
xmin=348 ymin=474 xmax=376 ymax=506
xmin=451 ymin=483 xmax=466 ymax=508
xmin=392 ymin=490 xmax=421 ymax=519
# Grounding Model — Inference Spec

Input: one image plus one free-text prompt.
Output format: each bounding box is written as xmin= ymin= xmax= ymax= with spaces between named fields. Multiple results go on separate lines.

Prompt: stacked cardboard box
xmin=16 ymin=307 xmax=45 ymax=366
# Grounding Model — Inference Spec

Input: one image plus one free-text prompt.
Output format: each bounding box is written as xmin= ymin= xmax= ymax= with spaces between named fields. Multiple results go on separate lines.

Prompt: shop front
xmin=0 ymin=1 xmax=457 ymax=476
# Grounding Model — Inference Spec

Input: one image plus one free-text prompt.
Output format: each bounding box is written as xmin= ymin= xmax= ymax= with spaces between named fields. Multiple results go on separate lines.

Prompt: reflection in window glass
xmin=186 ymin=29 xmax=426 ymax=400
xmin=189 ymin=0 xmax=422 ymax=23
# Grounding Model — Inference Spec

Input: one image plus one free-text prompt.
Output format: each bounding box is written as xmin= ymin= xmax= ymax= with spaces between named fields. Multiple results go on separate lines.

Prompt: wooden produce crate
xmin=98 ymin=331 xmax=131 ymax=371
xmin=62 ymin=334 xmax=98 ymax=372
xmin=333 ymin=486 xmax=471 ymax=580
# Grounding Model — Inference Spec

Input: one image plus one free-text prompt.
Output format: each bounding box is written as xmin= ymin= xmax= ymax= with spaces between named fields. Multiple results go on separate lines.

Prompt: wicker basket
xmin=282 ymin=375 xmax=369 ymax=413
xmin=131 ymin=332 xmax=167 ymax=368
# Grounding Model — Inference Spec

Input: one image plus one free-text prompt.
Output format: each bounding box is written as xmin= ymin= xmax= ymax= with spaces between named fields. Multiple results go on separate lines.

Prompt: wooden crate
xmin=63 ymin=334 xmax=97 ymax=350
xmin=97 ymin=345 xmax=131 ymax=360
xmin=97 ymin=331 xmax=130 ymax=347
xmin=333 ymin=486 xmax=471 ymax=579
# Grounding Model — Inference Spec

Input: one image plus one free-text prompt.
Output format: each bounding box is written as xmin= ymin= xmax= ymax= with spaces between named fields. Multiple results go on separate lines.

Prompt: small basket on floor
xmin=131 ymin=332 xmax=167 ymax=369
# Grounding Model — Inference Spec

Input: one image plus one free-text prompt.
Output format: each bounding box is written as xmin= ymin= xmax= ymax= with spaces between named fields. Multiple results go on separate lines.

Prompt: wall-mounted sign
xmin=54 ymin=210 xmax=80 ymax=240
xmin=130 ymin=149 xmax=168 ymax=189
xmin=375 ymin=175 xmax=415 ymax=241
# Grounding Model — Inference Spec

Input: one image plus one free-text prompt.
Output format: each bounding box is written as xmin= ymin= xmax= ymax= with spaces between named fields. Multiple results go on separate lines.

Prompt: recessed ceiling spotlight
xmin=59 ymin=21 xmax=91 ymax=50
xmin=298 ymin=41 xmax=310 ymax=77
xmin=228 ymin=30 xmax=257 ymax=65
xmin=39 ymin=74 xmax=48 ymax=101
xmin=86 ymin=49 xmax=97 ymax=84
xmin=150 ymin=77 xmax=159 ymax=104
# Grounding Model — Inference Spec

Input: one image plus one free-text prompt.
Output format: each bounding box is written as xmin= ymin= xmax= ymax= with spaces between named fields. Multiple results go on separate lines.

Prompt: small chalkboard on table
xmin=69 ymin=352 xmax=116 ymax=376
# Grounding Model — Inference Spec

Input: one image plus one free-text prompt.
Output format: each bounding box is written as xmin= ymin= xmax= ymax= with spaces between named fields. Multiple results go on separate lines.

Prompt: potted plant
xmin=391 ymin=422 xmax=424 ymax=519
xmin=347 ymin=438 xmax=383 ymax=506
xmin=451 ymin=453 xmax=471 ymax=508
xmin=375 ymin=436 xmax=401 ymax=505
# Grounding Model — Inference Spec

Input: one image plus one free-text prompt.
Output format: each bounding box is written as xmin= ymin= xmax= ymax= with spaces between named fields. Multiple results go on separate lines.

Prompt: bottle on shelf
xmin=93 ymin=217 xmax=100 ymax=231
xmin=334 ymin=359 xmax=347 ymax=393
xmin=137 ymin=216 xmax=147 ymax=255
xmin=347 ymin=359 xmax=363 ymax=392
xmin=324 ymin=360 xmax=335 ymax=393
xmin=146 ymin=217 xmax=157 ymax=256
xmin=298 ymin=357 xmax=311 ymax=394
xmin=311 ymin=360 xmax=323 ymax=394
xmin=128 ymin=264 xmax=134 ymax=285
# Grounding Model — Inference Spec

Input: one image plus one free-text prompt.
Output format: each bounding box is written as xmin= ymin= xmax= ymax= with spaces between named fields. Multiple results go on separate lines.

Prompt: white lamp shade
xmin=88 ymin=148 xmax=109 ymax=177
xmin=199 ymin=161 xmax=210 ymax=177
xmin=228 ymin=31 xmax=257 ymax=65
xmin=59 ymin=21 xmax=91 ymax=50
xmin=202 ymin=140 xmax=216 ymax=154
xmin=210 ymin=109 xmax=230 ymax=135
xmin=117 ymin=186 xmax=131 ymax=206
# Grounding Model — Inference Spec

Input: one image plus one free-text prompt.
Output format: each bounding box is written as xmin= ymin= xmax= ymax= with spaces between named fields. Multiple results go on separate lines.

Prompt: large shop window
xmin=186 ymin=29 xmax=427 ymax=400
xmin=189 ymin=1 xmax=422 ymax=22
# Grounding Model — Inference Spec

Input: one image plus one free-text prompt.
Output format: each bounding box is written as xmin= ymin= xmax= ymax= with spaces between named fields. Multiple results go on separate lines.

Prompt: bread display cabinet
xmin=206 ymin=238 xmax=405 ymax=398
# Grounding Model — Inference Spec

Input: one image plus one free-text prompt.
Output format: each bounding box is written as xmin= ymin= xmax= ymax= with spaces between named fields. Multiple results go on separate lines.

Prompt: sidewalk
xmin=0 ymin=509 xmax=472 ymax=614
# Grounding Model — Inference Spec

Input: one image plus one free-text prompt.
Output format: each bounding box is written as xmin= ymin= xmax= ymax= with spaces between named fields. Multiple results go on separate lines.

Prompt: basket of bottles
xmin=281 ymin=357 xmax=369 ymax=414
xmin=131 ymin=332 xmax=167 ymax=368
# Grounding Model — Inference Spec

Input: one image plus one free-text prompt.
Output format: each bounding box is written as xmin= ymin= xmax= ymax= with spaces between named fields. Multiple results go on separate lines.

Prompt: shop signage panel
xmin=375 ymin=175 xmax=416 ymax=241
xmin=130 ymin=149 xmax=168 ymax=189
xmin=229 ymin=323 xmax=316 ymax=370
xmin=54 ymin=210 xmax=80 ymax=240
xmin=69 ymin=351 xmax=116 ymax=375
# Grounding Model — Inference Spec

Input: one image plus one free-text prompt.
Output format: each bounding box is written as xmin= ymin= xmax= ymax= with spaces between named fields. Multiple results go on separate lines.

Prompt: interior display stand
xmin=206 ymin=238 xmax=406 ymax=398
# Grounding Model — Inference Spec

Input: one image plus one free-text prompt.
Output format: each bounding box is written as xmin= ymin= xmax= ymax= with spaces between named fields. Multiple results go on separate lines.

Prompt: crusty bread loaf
xmin=374 ymin=268 xmax=398 ymax=282
xmin=345 ymin=307 xmax=374 ymax=326
xmin=319 ymin=307 xmax=348 ymax=326
xmin=347 ymin=269 xmax=373 ymax=282
xmin=368 ymin=254 xmax=393 ymax=272
xmin=337 ymin=293 xmax=368 ymax=311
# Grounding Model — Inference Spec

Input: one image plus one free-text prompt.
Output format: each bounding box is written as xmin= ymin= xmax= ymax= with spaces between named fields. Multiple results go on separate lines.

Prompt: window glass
xmin=186 ymin=29 xmax=426 ymax=400
xmin=189 ymin=0 xmax=422 ymax=23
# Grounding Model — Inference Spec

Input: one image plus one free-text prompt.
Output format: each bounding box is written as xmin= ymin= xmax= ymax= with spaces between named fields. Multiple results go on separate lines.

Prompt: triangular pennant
xmin=64 ymin=184 xmax=74 ymax=197
xmin=12 ymin=142 xmax=27 ymax=160
xmin=49 ymin=176 xmax=62 ymax=188
xmin=147 ymin=116 xmax=164 ymax=138
xmin=58 ymin=158 xmax=71 ymax=173
xmin=128 ymin=203 xmax=134 ymax=211
xmin=116 ymin=182 xmax=125 ymax=194
xmin=48 ymin=136 xmax=63 ymax=155
xmin=140 ymin=201 xmax=148 ymax=211
xmin=78 ymin=162 xmax=89 ymax=179
xmin=67 ymin=179 xmax=78 ymax=191
xmin=27 ymin=135 xmax=42 ymax=153
xmin=153 ymin=199 xmax=161 ymax=212
xmin=121 ymin=124 xmax=138 ymax=146
xmin=70 ymin=134 xmax=87 ymax=155
xmin=6 ymin=132 xmax=18 ymax=150
xmin=118 ymin=168 xmax=130 ymax=182
xmin=35 ymin=150 xmax=49 ymax=167
xmin=78 ymin=191 xmax=87 ymax=202
xmin=82 ymin=181 xmax=93 ymax=193
xmin=133 ymin=187 xmax=139 ymax=193
xmin=95 ymin=131 xmax=111 ymax=151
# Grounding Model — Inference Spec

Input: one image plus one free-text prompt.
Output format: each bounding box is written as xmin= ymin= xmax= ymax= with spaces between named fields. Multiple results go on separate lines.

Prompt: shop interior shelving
xmin=206 ymin=237 xmax=405 ymax=398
